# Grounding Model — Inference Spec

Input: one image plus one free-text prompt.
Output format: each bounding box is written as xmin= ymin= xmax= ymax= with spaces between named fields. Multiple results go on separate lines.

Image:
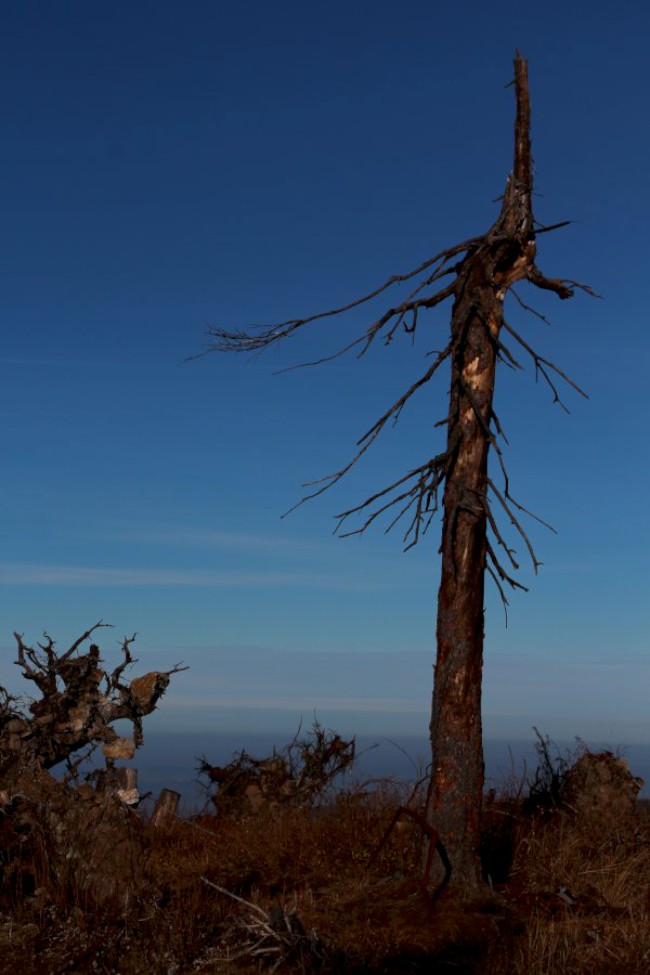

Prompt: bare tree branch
xmin=502 ymin=319 xmax=588 ymax=411
xmin=195 ymin=238 xmax=479 ymax=359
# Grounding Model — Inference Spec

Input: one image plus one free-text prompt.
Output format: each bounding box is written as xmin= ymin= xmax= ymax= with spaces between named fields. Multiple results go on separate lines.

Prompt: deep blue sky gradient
xmin=1 ymin=1 xmax=649 ymax=747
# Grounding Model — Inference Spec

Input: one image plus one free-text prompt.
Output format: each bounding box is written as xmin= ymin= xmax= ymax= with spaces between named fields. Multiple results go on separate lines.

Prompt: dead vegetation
xmin=1 ymin=622 xmax=186 ymax=779
xmin=1 ymin=712 xmax=649 ymax=973
xmin=1 ymin=628 xmax=648 ymax=973
xmin=198 ymin=720 xmax=356 ymax=816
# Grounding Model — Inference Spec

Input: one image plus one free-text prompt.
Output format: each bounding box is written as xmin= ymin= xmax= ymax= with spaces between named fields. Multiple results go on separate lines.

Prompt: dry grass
xmin=1 ymin=776 xmax=649 ymax=974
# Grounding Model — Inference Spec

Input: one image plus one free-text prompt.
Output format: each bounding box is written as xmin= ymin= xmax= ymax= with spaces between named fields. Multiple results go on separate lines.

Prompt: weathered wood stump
xmin=151 ymin=788 xmax=180 ymax=826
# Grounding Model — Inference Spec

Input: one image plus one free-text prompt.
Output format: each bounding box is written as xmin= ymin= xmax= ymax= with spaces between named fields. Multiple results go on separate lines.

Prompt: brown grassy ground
xmin=1 ymin=773 xmax=649 ymax=975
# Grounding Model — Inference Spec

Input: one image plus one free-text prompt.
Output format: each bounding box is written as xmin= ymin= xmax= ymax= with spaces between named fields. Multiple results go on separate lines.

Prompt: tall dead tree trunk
xmin=200 ymin=53 xmax=593 ymax=892
xmin=427 ymin=56 xmax=541 ymax=887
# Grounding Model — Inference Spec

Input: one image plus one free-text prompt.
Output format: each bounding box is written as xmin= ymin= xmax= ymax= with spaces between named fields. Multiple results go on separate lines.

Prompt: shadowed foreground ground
xmin=1 ymin=746 xmax=649 ymax=975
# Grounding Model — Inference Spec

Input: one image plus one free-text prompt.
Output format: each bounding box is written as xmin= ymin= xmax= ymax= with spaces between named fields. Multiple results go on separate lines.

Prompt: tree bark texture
xmin=427 ymin=55 xmax=537 ymax=890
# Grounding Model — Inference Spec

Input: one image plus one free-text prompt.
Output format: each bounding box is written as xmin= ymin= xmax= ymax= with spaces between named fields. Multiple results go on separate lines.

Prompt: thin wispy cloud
xmin=0 ymin=563 xmax=396 ymax=591
xmin=104 ymin=528 xmax=308 ymax=551
xmin=0 ymin=356 xmax=123 ymax=369
xmin=93 ymin=524 xmax=433 ymax=568
xmin=165 ymin=695 xmax=428 ymax=714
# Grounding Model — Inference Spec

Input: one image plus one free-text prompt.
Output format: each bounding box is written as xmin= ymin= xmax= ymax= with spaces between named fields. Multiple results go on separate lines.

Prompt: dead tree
xmin=200 ymin=55 xmax=594 ymax=890
xmin=199 ymin=720 xmax=355 ymax=815
xmin=1 ymin=621 xmax=187 ymax=778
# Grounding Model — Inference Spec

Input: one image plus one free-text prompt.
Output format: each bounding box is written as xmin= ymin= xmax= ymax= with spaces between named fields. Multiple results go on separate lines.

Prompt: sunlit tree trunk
xmin=426 ymin=54 xmax=540 ymax=890
xmin=428 ymin=260 xmax=504 ymax=888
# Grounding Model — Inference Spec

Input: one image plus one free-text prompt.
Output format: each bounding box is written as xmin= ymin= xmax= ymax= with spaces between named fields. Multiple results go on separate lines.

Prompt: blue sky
xmin=1 ymin=1 xmax=649 ymax=751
